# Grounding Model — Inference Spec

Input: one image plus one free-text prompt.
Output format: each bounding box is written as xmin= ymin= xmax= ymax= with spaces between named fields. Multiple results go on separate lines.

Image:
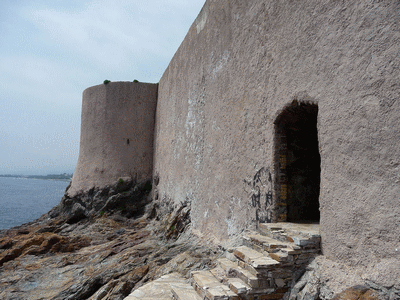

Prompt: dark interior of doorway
xmin=276 ymin=101 xmax=320 ymax=222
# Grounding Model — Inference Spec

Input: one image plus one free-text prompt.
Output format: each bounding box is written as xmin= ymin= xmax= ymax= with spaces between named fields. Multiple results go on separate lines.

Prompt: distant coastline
xmin=0 ymin=173 xmax=73 ymax=181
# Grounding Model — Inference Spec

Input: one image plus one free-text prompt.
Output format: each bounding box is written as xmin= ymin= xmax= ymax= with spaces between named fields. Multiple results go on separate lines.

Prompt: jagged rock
xmin=111 ymin=177 xmax=133 ymax=194
xmin=49 ymin=178 xmax=153 ymax=226
xmin=67 ymin=202 xmax=87 ymax=224
xmin=286 ymin=255 xmax=397 ymax=300
xmin=0 ymin=189 xmax=218 ymax=300
xmin=332 ymin=285 xmax=382 ymax=300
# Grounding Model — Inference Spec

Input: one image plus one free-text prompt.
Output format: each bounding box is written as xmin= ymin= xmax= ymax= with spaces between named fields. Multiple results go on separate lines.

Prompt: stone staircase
xmin=124 ymin=223 xmax=320 ymax=300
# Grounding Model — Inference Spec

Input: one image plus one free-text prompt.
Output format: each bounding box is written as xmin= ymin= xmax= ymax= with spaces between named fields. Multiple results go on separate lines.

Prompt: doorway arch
xmin=274 ymin=101 xmax=320 ymax=222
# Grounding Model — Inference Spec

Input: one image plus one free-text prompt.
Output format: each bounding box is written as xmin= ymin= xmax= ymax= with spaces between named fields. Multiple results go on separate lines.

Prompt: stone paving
xmin=124 ymin=222 xmax=321 ymax=300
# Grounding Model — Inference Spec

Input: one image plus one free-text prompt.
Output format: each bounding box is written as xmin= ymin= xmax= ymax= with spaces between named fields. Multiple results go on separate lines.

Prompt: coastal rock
xmin=0 ymin=187 xmax=219 ymax=300
xmin=68 ymin=202 xmax=87 ymax=223
xmin=332 ymin=286 xmax=382 ymax=300
xmin=49 ymin=178 xmax=153 ymax=223
xmin=286 ymin=256 xmax=394 ymax=300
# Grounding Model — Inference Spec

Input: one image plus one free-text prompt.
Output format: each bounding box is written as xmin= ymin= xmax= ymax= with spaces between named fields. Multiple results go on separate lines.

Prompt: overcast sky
xmin=0 ymin=0 xmax=205 ymax=175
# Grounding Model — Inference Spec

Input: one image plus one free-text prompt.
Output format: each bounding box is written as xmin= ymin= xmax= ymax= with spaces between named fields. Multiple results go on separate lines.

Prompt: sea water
xmin=0 ymin=177 xmax=70 ymax=230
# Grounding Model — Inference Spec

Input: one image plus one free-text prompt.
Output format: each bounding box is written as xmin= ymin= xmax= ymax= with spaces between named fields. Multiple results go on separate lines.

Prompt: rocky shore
xmin=1 ymin=178 xmax=398 ymax=300
xmin=0 ymin=178 xmax=222 ymax=300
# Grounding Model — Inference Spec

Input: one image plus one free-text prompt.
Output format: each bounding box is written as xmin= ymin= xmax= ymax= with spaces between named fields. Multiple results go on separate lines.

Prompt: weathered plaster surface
xmin=154 ymin=0 xmax=400 ymax=272
xmin=69 ymin=82 xmax=157 ymax=196
xmin=67 ymin=0 xmax=400 ymax=287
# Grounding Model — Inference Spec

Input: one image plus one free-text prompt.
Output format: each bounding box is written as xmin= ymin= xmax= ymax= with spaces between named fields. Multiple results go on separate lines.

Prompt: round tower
xmin=68 ymin=81 xmax=158 ymax=196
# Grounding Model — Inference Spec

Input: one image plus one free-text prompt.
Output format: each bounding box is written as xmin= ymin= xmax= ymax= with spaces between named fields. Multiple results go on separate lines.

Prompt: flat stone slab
xmin=227 ymin=277 xmax=250 ymax=294
xmin=217 ymin=258 xmax=261 ymax=289
xmin=210 ymin=266 xmax=226 ymax=282
xmin=124 ymin=272 xmax=186 ymax=300
xmin=269 ymin=251 xmax=290 ymax=263
xmin=233 ymin=246 xmax=264 ymax=263
xmin=259 ymin=223 xmax=321 ymax=247
xmin=259 ymin=222 xmax=320 ymax=238
xmin=171 ymin=284 xmax=203 ymax=300
xmin=191 ymin=270 xmax=239 ymax=300
xmin=217 ymin=257 xmax=241 ymax=272
xmin=244 ymin=232 xmax=301 ymax=251
xmin=205 ymin=286 xmax=239 ymax=300
xmin=191 ymin=270 xmax=222 ymax=288
xmin=280 ymin=247 xmax=302 ymax=255
xmin=252 ymin=256 xmax=281 ymax=268
xmin=233 ymin=246 xmax=280 ymax=269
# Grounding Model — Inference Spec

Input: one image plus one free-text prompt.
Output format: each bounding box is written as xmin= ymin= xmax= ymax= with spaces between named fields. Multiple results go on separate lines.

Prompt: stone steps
xmin=217 ymin=257 xmax=263 ymax=289
xmin=227 ymin=246 xmax=289 ymax=298
xmin=208 ymin=266 xmax=254 ymax=297
xmin=242 ymin=232 xmax=300 ymax=253
xmin=171 ymin=284 xmax=203 ymax=300
xmin=124 ymin=272 xmax=200 ymax=300
xmin=124 ymin=223 xmax=321 ymax=300
xmin=226 ymin=277 xmax=251 ymax=295
xmin=214 ymin=258 xmax=278 ymax=298
xmin=191 ymin=270 xmax=239 ymax=300
xmin=233 ymin=245 xmax=281 ymax=269
xmin=258 ymin=223 xmax=320 ymax=249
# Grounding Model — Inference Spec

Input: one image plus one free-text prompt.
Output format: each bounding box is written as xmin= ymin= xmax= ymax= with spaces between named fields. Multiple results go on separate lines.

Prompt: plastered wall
xmin=154 ymin=0 xmax=400 ymax=271
xmin=69 ymin=82 xmax=158 ymax=196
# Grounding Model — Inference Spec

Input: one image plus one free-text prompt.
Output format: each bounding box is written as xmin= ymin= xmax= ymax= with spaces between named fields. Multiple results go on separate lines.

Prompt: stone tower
xmin=68 ymin=81 xmax=158 ymax=196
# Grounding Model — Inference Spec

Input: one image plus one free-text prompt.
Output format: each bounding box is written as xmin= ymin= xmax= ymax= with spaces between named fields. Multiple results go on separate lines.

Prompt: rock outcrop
xmin=0 ymin=179 xmax=220 ymax=300
xmin=1 ymin=178 xmax=398 ymax=300
xmin=49 ymin=177 xmax=153 ymax=223
xmin=1 ymin=192 xmax=398 ymax=300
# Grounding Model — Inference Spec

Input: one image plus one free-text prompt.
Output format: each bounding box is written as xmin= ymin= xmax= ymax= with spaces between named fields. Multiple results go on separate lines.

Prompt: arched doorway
xmin=275 ymin=101 xmax=320 ymax=222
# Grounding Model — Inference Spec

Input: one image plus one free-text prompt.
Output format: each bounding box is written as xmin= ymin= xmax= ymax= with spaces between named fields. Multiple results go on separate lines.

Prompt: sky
xmin=0 ymin=0 xmax=205 ymax=175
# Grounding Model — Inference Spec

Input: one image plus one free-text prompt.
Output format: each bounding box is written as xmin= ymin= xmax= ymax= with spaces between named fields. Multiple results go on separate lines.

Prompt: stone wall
xmin=154 ymin=0 xmax=400 ymax=276
xmin=67 ymin=0 xmax=400 ymax=288
xmin=68 ymin=82 xmax=158 ymax=196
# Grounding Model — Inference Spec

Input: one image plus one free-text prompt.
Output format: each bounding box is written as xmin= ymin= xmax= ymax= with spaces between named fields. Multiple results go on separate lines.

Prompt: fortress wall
xmin=69 ymin=82 xmax=158 ymax=196
xmin=154 ymin=0 xmax=400 ymax=271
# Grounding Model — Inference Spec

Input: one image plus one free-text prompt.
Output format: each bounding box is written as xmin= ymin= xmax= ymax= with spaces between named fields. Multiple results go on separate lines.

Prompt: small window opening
xmin=127 ymin=138 xmax=130 ymax=145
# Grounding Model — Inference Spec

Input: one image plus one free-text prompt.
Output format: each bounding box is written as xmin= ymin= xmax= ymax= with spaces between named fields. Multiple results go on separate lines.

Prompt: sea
xmin=0 ymin=177 xmax=70 ymax=230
